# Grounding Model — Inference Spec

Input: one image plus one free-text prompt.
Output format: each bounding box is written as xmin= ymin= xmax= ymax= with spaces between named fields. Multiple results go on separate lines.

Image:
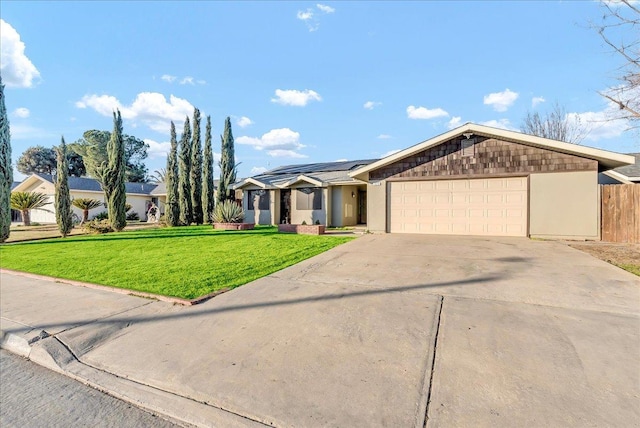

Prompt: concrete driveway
xmin=1 ymin=234 xmax=639 ymax=427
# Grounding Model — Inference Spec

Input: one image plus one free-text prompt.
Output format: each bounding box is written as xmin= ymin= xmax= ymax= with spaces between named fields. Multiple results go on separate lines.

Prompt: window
xmin=461 ymin=138 xmax=475 ymax=157
xmin=296 ymin=188 xmax=322 ymax=210
xmin=247 ymin=190 xmax=270 ymax=210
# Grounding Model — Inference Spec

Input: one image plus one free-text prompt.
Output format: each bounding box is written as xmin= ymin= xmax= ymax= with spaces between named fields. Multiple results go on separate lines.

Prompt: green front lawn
xmin=0 ymin=226 xmax=354 ymax=299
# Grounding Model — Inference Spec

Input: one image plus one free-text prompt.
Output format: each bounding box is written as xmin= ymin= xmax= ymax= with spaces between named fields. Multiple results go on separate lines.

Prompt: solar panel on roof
xmin=263 ymin=159 xmax=379 ymax=176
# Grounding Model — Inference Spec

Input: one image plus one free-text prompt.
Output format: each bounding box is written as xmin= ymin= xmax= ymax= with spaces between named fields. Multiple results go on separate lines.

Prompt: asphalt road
xmin=0 ymin=350 xmax=179 ymax=428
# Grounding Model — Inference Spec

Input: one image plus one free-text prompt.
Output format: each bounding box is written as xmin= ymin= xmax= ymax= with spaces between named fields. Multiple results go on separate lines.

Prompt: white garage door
xmin=389 ymin=177 xmax=528 ymax=236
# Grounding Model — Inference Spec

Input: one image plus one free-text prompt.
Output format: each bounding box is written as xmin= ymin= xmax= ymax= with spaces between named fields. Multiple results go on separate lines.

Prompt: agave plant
xmin=10 ymin=192 xmax=50 ymax=226
xmin=212 ymin=200 xmax=244 ymax=224
xmin=71 ymin=198 xmax=103 ymax=225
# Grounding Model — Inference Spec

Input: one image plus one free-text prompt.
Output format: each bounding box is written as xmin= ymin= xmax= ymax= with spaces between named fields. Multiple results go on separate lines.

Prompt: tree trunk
xmin=22 ymin=210 xmax=30 ymax=226
xmin=82 ymin=209 xmax=89 ymax=224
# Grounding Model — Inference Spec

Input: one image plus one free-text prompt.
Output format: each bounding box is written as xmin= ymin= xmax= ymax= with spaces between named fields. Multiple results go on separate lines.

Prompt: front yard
xmin=0 ymin=226 xmax=354 ymax=299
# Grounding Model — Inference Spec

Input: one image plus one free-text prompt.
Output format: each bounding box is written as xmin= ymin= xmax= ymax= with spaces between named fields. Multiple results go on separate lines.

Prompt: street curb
xmin=0 ymin=269 xmax=229 ymax=306
xmin=0 ymin=330 xmax=266 ymax=428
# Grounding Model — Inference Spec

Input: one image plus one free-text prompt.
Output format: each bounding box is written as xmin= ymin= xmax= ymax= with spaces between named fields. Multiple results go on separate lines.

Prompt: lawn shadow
xmin=0 ymin=227 xmax=292 ymax=246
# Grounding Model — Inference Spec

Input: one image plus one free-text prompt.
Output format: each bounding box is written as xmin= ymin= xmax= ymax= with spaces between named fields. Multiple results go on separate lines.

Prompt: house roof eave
xmin=349 ymin=123 xmax=635 ymax=180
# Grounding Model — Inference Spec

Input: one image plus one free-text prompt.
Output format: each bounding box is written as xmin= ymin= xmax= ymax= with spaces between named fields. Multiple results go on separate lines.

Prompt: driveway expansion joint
xmin=423 ymin=295 xmax=444 ymax=428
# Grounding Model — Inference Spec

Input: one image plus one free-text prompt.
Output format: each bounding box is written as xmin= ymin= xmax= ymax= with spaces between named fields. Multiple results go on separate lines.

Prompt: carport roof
xmin=349 ymin=123 xmax=636 ymax=180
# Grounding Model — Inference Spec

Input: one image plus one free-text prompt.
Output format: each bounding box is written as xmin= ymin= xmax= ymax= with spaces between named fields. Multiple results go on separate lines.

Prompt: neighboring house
xmin=234 ymin=159 xmax=378 ymax=227
xmin=348 ymin=123 xmax=634 ymax=239
xmin=11 ymin=174 xmax=159 ymax=224
xmin=599 ymin=152 xmax=639 ymax=184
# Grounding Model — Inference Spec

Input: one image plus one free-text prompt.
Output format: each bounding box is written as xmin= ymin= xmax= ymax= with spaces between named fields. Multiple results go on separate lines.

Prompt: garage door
xmin=389 ymin=177 xmax=528 ymax=236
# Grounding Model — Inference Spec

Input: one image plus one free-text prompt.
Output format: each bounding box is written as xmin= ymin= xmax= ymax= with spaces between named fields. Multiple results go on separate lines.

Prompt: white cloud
xmin=237 ymin=116 xmax=253 ymax=128
xmin=480 ymin=119 xmax=515 ymax=130
xmin=271 ymin=89 xmax=322 ymax=106
xmin=364 ymin=101 xmax=381 ymax=110
xmin=406 ymin=105 xmax=449 ymax=120
xmin=76 ymin=92 xmax=194 ymax=133
xmin=447 ymin=116 xmax=462 ymax=129
xmin=12 ymin=107 xmax=30 ymax=118
xmin=532 ymin=96 xmax=546 ymax=108
xmin=160 ymin=74 xmax=205 ymax=85
xmin=250 ymin=166 xmax=268 ymax=175
xmin=0 ymin=19 xmax=41 ymax=88
xmin=483 ymin=89 xmax=519 ymax=112
xmin=297 ymin=9 xmax=314 ymax=21
xmin=144 ymin=139 xmax=171 ymax=159
xmin=381 ymin=149 xmax=401 ymax=158
xmin=567 ymin=106 xmax=628 ymax=142
xmin=237 ymin=128 xmax=307 ymax=158
xmin=377 ymin=134 xmax=392 ymax=139
xmin=297 ymin=4 xmax=334 ymax=31
xmin=316 ymin=4 xmax=335 ymax=13
xmin=334 ymin=158 xmax=348 ymax=162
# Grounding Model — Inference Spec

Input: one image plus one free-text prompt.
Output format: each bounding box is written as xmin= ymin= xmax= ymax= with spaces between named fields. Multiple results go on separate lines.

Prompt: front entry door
xmin=357 ymin=190 xmax=367 ymax=224
xmin=280 ymin=190 xmax=291 ymax=224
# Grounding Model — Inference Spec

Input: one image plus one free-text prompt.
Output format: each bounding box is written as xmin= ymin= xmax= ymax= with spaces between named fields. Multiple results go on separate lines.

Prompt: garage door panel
xmin=390 ymin=178 xmax=528 ymax=237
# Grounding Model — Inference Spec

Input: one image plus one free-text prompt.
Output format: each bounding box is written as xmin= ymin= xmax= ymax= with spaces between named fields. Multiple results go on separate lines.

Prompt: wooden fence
xmin=601 ymin=184 xmax=640 ymax=243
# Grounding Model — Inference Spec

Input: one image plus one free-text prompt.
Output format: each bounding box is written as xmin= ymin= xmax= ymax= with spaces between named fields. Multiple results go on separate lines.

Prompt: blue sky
xmin=1 ymin=1 xmax=637 ymax=181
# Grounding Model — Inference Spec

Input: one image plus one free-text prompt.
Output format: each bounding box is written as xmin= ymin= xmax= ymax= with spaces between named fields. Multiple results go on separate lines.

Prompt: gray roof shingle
xmin=613 ymin=153 xmax=640 ymax=178
xmin=249 ymin=159 xmax=379 ymax=187
xmin=35 ymin=174 xmax=159 ymax=195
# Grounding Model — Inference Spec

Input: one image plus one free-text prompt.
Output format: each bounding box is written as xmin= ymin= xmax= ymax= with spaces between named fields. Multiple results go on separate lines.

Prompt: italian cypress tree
xmin=217 ymin=116 xmax=236 ymax=204
xmin=165 ymin=121 xmax=181 ymax=226
xmin=55 ymin=136 xmax=73 ymax=237
xmin=0 ymin=75 xmax=12 ymax=242
xmin=190 ymin=108 xmax=203 ymax=224
xmin=178 ymin=116 xmax=192 ymax=225
xmin=103 ymin=110 xmax=127 ymax=231
xmin=202 ymin=115 xmax=215 ymax=224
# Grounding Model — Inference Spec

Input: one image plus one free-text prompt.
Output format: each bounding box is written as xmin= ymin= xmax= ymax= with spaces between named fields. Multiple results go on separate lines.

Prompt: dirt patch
xmin=569 ymin=242 xmax=640 ymax=276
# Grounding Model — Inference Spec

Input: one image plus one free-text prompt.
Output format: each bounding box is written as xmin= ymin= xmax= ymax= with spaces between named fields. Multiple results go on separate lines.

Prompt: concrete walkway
xmin=1 ymin=235 xmax=639 ymax=427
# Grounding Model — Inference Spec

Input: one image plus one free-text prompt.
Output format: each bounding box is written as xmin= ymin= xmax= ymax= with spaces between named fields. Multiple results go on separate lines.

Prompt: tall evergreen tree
xmin=0 ymin=75 xmax=12 ymax=242
xmin=217 ymin=116 xmax=237 ymax=204
xmin=178 ymin=116 xmax=192 ymax=225
xmin=202 ymin=115 xmax=215 ymax=224
xmin=55 ymin=136 xmax=73 ymax=237
xmin=165 ymin=121 xmax=181 ymax=227
xmin=190 ymin=108 xmax=203 ymax=224
xmin=103 ymin=110 xmax=127 ymax=231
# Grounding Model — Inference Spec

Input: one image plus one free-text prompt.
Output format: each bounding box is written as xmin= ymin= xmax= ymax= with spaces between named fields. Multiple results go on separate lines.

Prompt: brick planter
xmin=278 ymin=224 xmax=326 ymax=235
xmin=213 ymin=223 xmax=255 ymax=231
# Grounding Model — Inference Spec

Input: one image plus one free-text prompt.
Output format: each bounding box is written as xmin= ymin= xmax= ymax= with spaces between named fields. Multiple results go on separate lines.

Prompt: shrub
xmin=125 ymin=203 xmax=132 ymax=212
xmin=302 ymin=220 xmax=307 ymax=225
xmin=93 ymin=211 xmax=109 ymax=221
xmin=83 ymin=219 xmax=113 ymax=234
xmin=315 ymin=219 xmax=320 ymax=225
xmin=212 ymin=200 xmax=244 ymax=224
xmin=126 ymin=211 xmax=140 ymax=221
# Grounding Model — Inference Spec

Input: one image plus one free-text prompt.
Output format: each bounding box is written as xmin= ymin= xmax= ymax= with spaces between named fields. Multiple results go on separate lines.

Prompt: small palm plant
xmin=10 ymin=192 xmax=50 ymax=226
xmin=212 ymin=200 xmax=244 ymax=223
xmin=71 ymin=198 xmax=103 ymax=225
xmin=149 ymin=168 xmax=166 ymax=183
